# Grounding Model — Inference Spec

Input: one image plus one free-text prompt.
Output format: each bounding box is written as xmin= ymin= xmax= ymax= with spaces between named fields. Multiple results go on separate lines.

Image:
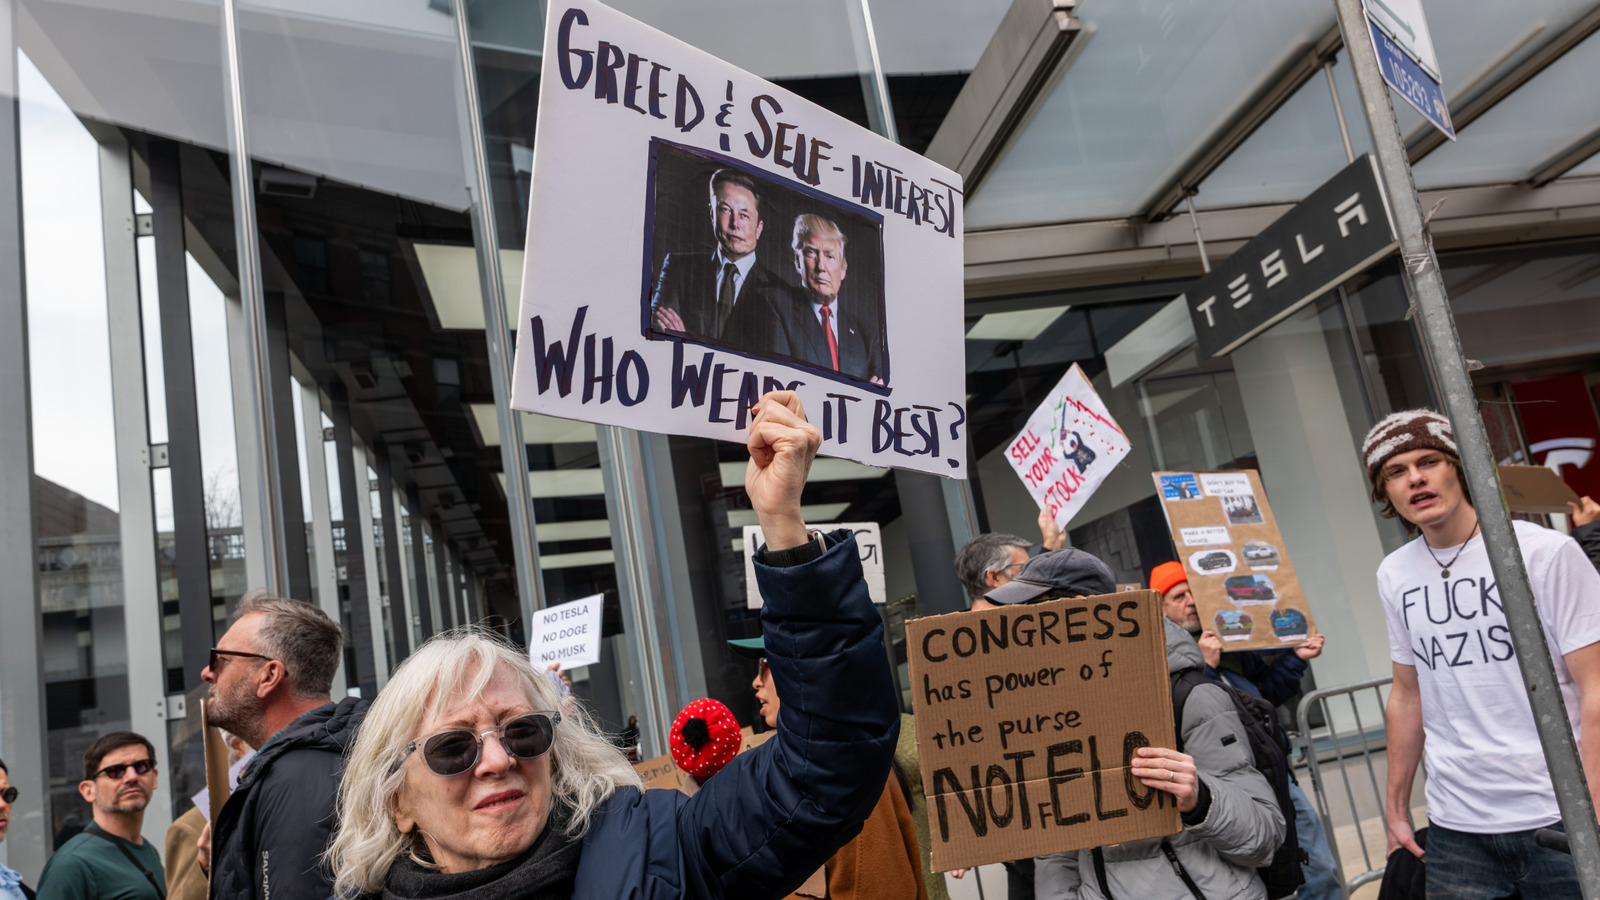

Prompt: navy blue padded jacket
xmin=569 ymin=529 xmax=898 ymax=899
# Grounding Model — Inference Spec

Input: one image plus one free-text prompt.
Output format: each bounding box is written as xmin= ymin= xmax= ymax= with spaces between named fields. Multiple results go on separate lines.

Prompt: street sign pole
xmin=1331 ymin=0 xmax=1600 ymax=894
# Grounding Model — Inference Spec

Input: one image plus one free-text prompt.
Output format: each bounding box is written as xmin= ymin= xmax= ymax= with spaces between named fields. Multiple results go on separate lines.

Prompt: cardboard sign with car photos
xmin=1151 ymin=470 xmax=1316 ymax=650
xmin=905 ymin=592 xmax=1181 ymax=872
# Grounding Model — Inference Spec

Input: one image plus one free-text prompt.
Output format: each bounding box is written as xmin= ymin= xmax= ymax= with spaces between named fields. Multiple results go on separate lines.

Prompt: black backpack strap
xmin=1092 ymin=847 xmax=1114 ymax=899
xmin=86 ymin=824 xmax=166 ymax=900
xmin=1170 ymin=667 xmax=1207 ymax=752
xmin=1160 ymin=840 xmax=1208 ymax=900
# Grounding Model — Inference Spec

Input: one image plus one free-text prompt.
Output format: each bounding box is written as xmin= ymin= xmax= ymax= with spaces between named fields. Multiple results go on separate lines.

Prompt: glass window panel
xmin=19 ymin=46 xmax=132 ymax=843
xmin=1413 ymin=31 xmax=1600 ymax=189
xmin=870 ymin=0 xmax=1011 ymax=75
xmin=1196 ymin=57 xmax=1352 ymax=208
xmin=965 ymin=0 xmax=1334 ymax=228
xmin=1569 ymin=150 xmax=1600 ymax=177
xmin=1388 ymin=0 xmax=1598 ymax=141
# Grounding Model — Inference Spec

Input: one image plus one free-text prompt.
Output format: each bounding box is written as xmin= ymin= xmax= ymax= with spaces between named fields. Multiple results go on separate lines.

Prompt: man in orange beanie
xmin=1149 ymin=560 xmax=1337 ymax=900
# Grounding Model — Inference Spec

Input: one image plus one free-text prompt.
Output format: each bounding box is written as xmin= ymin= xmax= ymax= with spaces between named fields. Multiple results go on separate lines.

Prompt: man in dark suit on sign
xmin=650 ymin=168 xmax=787 ymax=350
xmin=772 ymin=214 xmax=883 ymax=385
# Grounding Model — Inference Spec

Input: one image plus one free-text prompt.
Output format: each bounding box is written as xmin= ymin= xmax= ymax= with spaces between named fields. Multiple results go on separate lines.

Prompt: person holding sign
xmin=1149 ymin=562 xmax=1339 ymax=900
xmin=650 ymin=169 xmax=789 ymax=351
xmin=1025 ymin=566 xmax=1286 ymax=899
xmin=731 ymin=634 xmax=927 ymax=900
xmin=326 ymin=391 xmax=901 ymax=900
xmin=1364 ymin=410 xmax=1600 ymax=898
xmin=771 ymin=215 xmax=884 ymax=385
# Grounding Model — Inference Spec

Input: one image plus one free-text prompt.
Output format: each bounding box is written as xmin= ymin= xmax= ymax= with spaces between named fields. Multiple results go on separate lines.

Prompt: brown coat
xmin=790 ymin=771 xmax=929 ymax=900
xmin=163 ymin=807 xmax=208 ymax=900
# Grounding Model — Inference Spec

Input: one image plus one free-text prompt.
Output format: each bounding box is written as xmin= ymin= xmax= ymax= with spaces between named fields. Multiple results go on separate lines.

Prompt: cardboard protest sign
xmin=529 ymin=593 xmax=605 ymax=669
xmin=1006 ymin=364 xmax=1131 ymax=529
xmin=905 ymin=593 xmax=1180 ymax=871
xmin=1152 ymin=470 xmax=1317 ymax=649
xmin=633 ymin=727 xmax=775 ymax=794
xmin=510 ymin=0 xmax=966 ymax=476
xmin=1499 ymin=464 xmax=1580 ymax=514
xmin=202 ymin=700 xmax=231 ymax=823
xmin=743 ymin=523 xmax=885 ymax=607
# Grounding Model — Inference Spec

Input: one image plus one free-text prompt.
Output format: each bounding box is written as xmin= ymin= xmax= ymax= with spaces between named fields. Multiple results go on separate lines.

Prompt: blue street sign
xmin=1367 ymin=16 xmax=1455 ymax=140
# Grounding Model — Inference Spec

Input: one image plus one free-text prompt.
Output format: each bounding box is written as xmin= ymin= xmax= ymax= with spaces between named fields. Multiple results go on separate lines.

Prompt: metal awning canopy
xmin=931 ymin=0 xmax=1600 ymax=297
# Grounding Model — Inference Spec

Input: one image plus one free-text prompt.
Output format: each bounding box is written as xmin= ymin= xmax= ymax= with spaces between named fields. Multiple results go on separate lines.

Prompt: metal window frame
xmin=0 ymin=0 xmax=50 ymax=875
xmin=407 ymin=483 xmax=436 ymax=641
xmin=351 ymin=434 xmax=388 ymax=687
xmin=329 ymin=381 xmax=378 ymax=693
xmin=147 ymin=138 xmax=221 ymax=693
xmin=1144 ymin=26 xmax=1345 ymax=221
xmin=296 ymin=374 xmax=347 ymax=696
xmin=375 ymin=446 xmax=411 ymax=662
xmin=449 ymin=0 xmax=542 ymax=630
xmin=924 ymin=0 xmax=1082 ymax=191
xmin=97 ymin=127 xmax=175 ymax=840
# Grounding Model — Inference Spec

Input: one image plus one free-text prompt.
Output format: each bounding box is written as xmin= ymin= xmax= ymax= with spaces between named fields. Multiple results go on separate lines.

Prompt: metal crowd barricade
xmin=1294 ymin=675 xmax=1395 ymax=899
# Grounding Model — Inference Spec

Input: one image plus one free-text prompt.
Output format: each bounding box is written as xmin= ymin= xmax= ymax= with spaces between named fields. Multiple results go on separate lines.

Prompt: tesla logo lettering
xmin=1335 ymin=193 xmax=1368 ymax=236
xmin=1533 ymin=437 xmax=1595 ymax=474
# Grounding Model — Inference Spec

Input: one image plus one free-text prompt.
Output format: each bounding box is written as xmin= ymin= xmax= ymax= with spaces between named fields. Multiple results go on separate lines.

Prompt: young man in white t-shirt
xmin=1364 ymin=409 xmax=1600 ymax=897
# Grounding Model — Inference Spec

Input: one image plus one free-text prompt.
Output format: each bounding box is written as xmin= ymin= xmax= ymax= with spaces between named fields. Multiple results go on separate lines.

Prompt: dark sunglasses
xmin=209 ymin=648 xmax=272 ymax=671
xmin=1 ymin=787 xmax=17 ymax=803
xmin=93 ymin=758 xmax=156 ymax=781
xmin=404 ymin=712 xmax=561 ymax=777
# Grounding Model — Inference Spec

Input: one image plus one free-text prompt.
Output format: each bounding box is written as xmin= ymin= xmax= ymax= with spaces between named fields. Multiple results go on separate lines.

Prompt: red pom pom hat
xmin=668 ymin=698 xmax=742 ymax=781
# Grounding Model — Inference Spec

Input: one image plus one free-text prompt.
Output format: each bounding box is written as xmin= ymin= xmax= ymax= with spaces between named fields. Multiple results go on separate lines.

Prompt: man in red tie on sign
xmin=772 ymin=214 xmax=883 ymax=385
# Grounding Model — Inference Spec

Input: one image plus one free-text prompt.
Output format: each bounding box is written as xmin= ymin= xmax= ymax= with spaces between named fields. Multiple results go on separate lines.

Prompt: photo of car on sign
xmin=1242 ymin=542 xmax=1279 ymax=569
xmin=1187 ymin=548 xmax=1237 ymax=575
xmin=1215 ymin=610 xmax=1253 ymax=639
xmin=1224 ymin=574 xmax=1277 ymax=605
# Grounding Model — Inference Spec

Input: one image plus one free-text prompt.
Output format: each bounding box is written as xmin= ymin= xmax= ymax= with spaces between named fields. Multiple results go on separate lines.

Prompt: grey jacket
xmin=1034 ymin=620 xmax=1285 ymax=900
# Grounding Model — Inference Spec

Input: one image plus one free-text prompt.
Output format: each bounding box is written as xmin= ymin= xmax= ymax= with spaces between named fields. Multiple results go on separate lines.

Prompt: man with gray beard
xmin=37 ymin=733 xmax=166 ymax=900
xmin=198 ymin=592 xmax=365 ymax=900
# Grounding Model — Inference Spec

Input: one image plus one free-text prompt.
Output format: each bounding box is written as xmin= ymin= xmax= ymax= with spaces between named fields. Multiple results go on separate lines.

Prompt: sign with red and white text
xmin=1005 ymin=364 xmax=1130 ymax=529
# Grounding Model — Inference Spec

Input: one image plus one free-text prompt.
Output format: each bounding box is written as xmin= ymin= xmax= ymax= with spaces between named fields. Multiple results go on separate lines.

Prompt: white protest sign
xmin=529 ymin=593 xmax=604 ymax=669
xmin=510 ymin=0 xmax=966 ymax=476
xmin=1003 ymin=364 xmax=1131 ymax=529
xmin=742 ymin=523 xmax=886 ymax=607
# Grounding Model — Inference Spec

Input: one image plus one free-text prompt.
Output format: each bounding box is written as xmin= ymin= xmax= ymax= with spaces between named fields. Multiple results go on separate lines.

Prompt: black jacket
xmin=1575 ymin=521 xmax=1600 ymax=575
xmin=209 ymin=697 xmax=368 ymax=900
xmin=648 ymin=251 xmax=789 ymax=355
xmin=769 ymin=286 xmax=884 ymax=385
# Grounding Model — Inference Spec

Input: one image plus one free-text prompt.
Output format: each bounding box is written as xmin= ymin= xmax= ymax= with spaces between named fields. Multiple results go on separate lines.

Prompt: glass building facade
xmin=2 ymin=0 xmax=1598 ymax=881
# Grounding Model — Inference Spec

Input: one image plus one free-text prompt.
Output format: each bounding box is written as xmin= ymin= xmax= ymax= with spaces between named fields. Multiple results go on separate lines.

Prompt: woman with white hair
xmin=327 ymin=392 xmax=898 ymax=900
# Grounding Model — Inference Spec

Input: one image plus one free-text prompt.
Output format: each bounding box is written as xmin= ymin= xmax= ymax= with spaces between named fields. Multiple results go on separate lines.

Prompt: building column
xmin=0 ymin=0 xmax=49 ymax=874
xmin=1231 ymin=305 xmax=1394 ymax=687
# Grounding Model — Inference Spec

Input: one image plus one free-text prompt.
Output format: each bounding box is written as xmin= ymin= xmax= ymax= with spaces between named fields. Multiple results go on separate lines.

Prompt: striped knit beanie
xmin=1360 ymin=409 xmax=1457 ymax=486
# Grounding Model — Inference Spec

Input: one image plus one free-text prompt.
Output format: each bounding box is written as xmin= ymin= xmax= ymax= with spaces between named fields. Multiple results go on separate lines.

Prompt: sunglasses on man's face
xmin=1 ymin=787 xmax=17 ymax=803
xmin=93 ymin=758 xmax=156 ymax=781
xmin=209 ymin=648 xmax=273 ymax=672
xmin=404 ymin=712 xmax=561 ymax=778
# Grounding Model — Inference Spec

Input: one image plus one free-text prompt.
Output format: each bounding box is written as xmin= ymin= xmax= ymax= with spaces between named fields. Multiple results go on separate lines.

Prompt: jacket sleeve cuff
xmin=1180 ymin=778 xmax=1213 ymax=827
xmin=757 ymin=533 xmax=826 ymax=568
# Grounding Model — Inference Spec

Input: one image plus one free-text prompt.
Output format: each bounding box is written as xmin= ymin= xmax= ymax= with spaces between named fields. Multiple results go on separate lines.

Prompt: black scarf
xmin=379 ymin=807 xmax=582 ymax=900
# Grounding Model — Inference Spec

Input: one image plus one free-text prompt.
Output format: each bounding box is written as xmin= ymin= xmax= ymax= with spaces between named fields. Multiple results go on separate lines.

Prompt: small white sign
xmin=529 ymin=593 xmax=604 ymax=669
xmin=1004 ymin=364 xmax=1132 ymax=530
xmin=743 ymin=523 xmax=886 ymax=607
xmin=1199 ymin=472 xmax=1252 ymax=497
xmin=1180 ymin=526 xmax=1231 ymax=546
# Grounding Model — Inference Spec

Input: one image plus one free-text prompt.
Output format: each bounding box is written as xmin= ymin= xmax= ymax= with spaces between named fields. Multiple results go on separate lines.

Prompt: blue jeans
xmin=1424 ymin=820 xmax=1578 ymax=899
xmin=1289 ymin=781 xmax=1343 ymax=900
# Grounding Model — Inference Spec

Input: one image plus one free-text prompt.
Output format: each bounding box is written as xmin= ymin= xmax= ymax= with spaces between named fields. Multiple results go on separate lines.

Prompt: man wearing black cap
xmin=999 ymin=550 xmax=1284 ymax=900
